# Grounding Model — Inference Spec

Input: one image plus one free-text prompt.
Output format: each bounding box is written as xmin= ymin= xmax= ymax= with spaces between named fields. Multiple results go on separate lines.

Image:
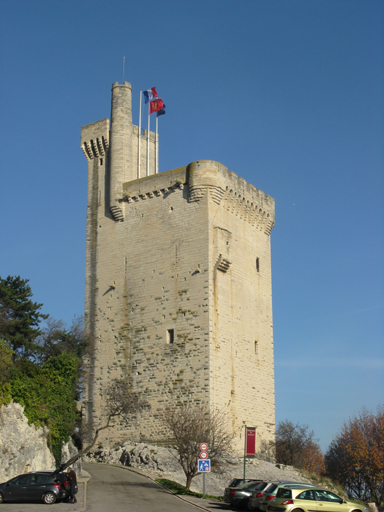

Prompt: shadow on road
xmin=107 ymin=480 xmax=159 ymax=488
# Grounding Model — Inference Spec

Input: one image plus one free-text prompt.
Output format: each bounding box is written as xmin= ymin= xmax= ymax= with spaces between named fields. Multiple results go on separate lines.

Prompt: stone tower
xmin=81 ymin=81 xmax=275 ymax=453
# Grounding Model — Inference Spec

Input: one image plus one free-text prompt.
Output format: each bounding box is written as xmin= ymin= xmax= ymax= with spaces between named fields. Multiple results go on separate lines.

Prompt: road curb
xmin=77 ymin=472 xmax=90 ymax=511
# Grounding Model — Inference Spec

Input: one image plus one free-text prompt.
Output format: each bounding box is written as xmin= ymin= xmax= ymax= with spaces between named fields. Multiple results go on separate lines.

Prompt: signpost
xmin=198 ymin=443 xmax=209 ymax=498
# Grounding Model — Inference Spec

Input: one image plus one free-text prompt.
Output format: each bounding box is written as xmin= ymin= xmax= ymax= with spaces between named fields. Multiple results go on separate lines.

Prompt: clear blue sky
xmin=1 ymin=0 xmax=383 ymax=452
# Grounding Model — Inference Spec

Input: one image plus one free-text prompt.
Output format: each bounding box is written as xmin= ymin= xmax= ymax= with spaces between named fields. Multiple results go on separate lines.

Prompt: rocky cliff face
xmin=61 ymin=438 xmax=81 ymax=475
xmin=0 ymin=402 xmax=55 ymax=482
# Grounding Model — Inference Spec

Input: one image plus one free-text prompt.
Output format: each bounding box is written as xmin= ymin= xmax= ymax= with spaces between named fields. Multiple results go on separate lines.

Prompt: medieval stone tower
xmin=81 ymin=81 xmax=275 ymax=453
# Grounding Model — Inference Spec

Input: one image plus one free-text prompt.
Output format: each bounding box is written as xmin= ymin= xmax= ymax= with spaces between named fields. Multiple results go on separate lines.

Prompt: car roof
xmin=239 ymin=480 xmax=265 ymax=488
xmin=283 ymin=483 xmax=319 ymax=489
xmin=263 ymin=482 xmax=319 ymax=493
xmin=290 ymin=487 xmax=326 ymax=495
xmin=280 ymin=486 xmax=323 ymax=495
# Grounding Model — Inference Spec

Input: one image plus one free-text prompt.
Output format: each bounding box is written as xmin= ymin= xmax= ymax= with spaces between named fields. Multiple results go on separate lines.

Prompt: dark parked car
xmin=224 ymin=480 xmax=265 ymax=510
xmin=0 ymin=471 xmax=68 ymax=504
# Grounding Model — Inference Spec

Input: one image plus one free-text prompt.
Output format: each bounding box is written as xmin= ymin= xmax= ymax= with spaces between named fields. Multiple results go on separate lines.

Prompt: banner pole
xmin=155 ymin=116 xmax=158 ymax=174
xmin=147 ymin=103 xmax=150 ymax=177
xmin=243 ymin=425 xmax=247 ymax=480
xmin=138 ymin=90 xmax=142 ymax=179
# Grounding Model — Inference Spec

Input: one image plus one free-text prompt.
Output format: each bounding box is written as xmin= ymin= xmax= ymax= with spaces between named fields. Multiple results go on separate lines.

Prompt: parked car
xmin=267 ymin=486 xmax=368 ymax=512
xmin=0 ymin=471 xmax=68 ymax=504
xmin=224 ymin=480 xmax=265 ymax=510
xmin=259 ymin=482 xmax=320 ymax=511
xmin=228 ymin=478 xmax=260 ymax=488
xmin=250 ymin=481 xmax=298 ymax=510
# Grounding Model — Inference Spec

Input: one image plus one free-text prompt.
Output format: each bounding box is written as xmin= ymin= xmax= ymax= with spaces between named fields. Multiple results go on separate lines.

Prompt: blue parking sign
xmin=198 ymin=459 xmax=211 ymax=472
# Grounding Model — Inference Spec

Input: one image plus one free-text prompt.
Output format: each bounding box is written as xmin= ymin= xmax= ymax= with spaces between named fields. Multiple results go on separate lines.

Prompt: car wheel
xmin=0 ymin=492 xmax=4 ymax=503
xmin=43 ymin=492 xmax=57 ymax=504
xmin=242 ymin=498 xmax=255 ymax=510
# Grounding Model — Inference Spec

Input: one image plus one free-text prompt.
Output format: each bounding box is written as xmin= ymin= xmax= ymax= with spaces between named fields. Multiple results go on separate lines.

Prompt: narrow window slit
xmin=167 ymin=329 xmax=174 ymax=344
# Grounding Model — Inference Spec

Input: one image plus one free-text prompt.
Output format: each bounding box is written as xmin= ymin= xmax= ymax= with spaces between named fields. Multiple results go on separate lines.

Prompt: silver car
xmin=259 ymin=482 xmax=319 ymax=511
xmin=250 ymin=481 xmax=300 ymax=510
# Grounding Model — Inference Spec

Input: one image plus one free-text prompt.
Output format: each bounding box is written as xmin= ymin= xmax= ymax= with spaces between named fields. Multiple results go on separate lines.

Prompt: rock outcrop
xmin=83 ymin=441 xmax=310 ymax=496
xmin=0 ymin=402 xmax=55 ymax=482
xmin=61 ymin=439 xmax=82 ymax=475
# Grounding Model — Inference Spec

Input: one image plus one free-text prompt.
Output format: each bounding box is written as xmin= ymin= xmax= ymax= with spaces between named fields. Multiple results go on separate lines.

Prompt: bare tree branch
xmin=160 ymin=404 xmax=233 ymax=489
xmin=55 ymin=379 xmax=147 ymax=474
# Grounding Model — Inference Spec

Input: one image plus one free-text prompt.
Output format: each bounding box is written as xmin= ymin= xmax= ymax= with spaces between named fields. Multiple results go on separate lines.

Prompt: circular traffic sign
xmin=200 ymin=443 xmax=208 ymax=451
xmin=200 ymin=451 xmax=208 ymax=459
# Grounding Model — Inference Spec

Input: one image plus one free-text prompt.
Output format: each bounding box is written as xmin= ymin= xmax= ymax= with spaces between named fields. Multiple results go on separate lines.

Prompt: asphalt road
xmin=84 ymin=462 xmax=205 ymax=512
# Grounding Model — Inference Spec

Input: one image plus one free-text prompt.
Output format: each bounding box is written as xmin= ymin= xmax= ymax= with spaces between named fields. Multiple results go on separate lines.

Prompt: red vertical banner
xmin=246 ymin=427 xmax=256 ymax=456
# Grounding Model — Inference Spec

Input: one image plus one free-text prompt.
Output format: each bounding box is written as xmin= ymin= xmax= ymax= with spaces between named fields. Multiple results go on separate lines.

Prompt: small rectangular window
xmin=254 ymin=341 xmax=259 ymax=355
xmin=100 ymin=158 xmax=103 ymax=165
xmin=167 ymin=329 xmax=174 ymax=344
xmin=256 ymin=258 xmax=260 ymax=273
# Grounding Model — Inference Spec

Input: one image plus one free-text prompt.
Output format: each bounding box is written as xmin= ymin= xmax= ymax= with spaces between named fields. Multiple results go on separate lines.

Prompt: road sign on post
xmin=198 ymin=459 xmax=210 ymax=472
xmin=198 ymin=459 xmax=210 ymax=500
xmin=199 ymin=443 xmax=209 ymax=499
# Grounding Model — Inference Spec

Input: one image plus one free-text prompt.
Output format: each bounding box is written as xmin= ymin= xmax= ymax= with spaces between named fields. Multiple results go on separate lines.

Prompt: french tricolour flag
xmin=143 ymin=87 xmax=158 ymax=103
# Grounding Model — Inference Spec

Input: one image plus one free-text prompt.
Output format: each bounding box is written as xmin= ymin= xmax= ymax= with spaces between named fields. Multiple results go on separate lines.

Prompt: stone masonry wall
xmin=84 ymin=165 xmax=211 ymax=444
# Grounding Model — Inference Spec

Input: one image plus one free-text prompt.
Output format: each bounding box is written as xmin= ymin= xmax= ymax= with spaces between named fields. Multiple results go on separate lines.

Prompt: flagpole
xmin=138 ymin=90 xmax=142 ymax=179
xmin=147 ymin=102 xmax=150 ymax=177
xmin=156 ymin=116 xmax=158 ymax=174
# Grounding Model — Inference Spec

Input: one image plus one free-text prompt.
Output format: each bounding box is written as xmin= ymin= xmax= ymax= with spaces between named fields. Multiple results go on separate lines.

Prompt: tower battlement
xmin=82 ymin=82 xmax=275 ymax=454
xmin=122 ymin=160 xmax=275 ymax=235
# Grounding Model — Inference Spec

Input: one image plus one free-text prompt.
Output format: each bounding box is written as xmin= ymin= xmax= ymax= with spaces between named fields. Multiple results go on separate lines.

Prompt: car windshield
xmin=241 ymin=482 xmax=262 ymax=491
xmin=255 ymin=482 xmax=270 ymax=491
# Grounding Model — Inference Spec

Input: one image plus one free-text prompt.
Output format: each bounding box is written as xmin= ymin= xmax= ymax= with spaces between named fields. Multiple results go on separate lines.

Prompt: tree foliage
xmin=10 ymin=352 xmax=80 ymax=464
xmin=160 ymin=404 xmax=233 ymax=490
xmin=325 ymin=407 xmax=384 ymax=508
xmin=275 ymin=420 xmax=325 ymax=475
xmin=0 ymin=275 xmax=48 ymax=360
xmin=301 ymin=439 xmax=326 ymax=476
xmin=37 ymin=317 xmax=88 ymax=364
xmin=0 ymin=340 xmax=13 ymax=406
xmin=0 ymin=275 xmax=89 ymax=466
